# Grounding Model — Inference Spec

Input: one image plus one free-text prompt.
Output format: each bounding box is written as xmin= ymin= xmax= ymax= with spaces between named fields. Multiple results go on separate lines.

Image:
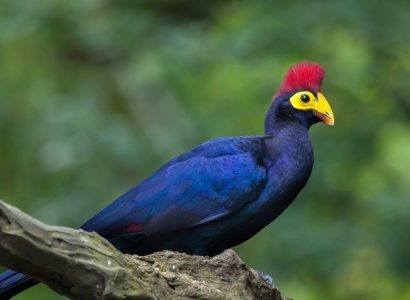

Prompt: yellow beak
xmin=314 ymin=92 xmax=334 ymax=126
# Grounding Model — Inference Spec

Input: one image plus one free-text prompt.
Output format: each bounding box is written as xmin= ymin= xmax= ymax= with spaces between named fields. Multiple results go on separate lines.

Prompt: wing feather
xmin=81 ymin=137 xmax=267 ymax=239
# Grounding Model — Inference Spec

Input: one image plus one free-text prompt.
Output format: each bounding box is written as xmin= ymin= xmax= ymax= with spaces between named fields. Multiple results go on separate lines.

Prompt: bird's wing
xmin=81 ymin=137 xmax=267 ymax=239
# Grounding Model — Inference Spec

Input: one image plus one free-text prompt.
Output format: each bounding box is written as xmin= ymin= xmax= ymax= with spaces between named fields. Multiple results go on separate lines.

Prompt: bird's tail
xmin=0 ymin=270 xmax=37 ymax=299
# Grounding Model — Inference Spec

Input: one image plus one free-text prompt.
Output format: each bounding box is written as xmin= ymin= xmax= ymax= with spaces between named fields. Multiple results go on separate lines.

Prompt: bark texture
xmin=0 ymin=200 xmax=287 ymax=299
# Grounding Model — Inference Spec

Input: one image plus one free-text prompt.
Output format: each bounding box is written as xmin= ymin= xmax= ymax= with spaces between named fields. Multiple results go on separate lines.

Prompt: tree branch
xmin=0 ymin=200 xmax=287 ymax=299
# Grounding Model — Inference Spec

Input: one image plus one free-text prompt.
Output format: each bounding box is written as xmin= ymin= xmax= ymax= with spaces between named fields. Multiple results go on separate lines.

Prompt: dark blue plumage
xmin=82 ymin=136 xmax=267 ymax=252
xmin=0 ymin=61 xmax=334 ymax=298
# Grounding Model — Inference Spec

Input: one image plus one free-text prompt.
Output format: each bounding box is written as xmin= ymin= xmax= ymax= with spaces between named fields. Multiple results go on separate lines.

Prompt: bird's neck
xmin=264 ymin=98 xmax=311 ymax=147
xmin=264 ymin=121 xmax=313 ymax=168
xmin=262 ymin=121 xmax=314 ymax=215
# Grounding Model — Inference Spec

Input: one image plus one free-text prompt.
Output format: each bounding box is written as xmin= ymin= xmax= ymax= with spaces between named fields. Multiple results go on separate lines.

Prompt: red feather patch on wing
xmin=278 ymin=61 xmax=325 ymax=95
xmin=122 ymin=223 xmax=143 ymax=234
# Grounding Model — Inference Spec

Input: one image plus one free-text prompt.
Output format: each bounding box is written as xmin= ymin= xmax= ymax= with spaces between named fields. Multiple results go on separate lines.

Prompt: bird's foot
xmin=256 ymin=270 xmax=274 ymax=288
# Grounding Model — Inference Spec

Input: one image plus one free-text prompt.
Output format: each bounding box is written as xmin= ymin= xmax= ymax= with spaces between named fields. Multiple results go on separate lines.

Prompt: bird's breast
xmin=256 ymin=136 xmax=314 ymax=220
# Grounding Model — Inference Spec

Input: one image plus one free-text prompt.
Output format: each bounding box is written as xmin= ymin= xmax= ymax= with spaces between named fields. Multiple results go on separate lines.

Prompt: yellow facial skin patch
xmin=289 ymin=91 xmax=334 ymax=125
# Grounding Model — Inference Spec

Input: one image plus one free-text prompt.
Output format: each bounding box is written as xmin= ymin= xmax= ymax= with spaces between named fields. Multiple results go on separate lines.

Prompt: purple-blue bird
xmin=0 ymin=61 xmax=334 ymax=298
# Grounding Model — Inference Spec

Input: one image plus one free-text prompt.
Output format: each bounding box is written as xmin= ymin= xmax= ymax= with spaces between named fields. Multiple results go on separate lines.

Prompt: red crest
xmin=278 ymin=61 xmax=325 ymax=95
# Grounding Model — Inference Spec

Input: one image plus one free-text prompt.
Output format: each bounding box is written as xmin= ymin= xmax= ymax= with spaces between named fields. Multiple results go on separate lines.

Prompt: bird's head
xmin=265 ymin=61 xmax=334 ymax=133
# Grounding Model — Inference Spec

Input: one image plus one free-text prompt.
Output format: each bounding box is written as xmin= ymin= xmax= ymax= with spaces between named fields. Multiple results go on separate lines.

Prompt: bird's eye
xmin=300 ymin=94 xmax=310 ymax=103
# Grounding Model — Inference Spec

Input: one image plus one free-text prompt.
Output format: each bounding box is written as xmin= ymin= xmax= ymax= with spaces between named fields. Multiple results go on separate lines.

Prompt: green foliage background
xmin=1 ymin=1 xmax=410 ymax=299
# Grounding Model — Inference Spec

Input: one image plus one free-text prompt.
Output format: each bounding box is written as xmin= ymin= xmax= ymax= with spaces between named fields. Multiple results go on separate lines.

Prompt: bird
xmin=0 ymin=61 xmax=334 ymax=299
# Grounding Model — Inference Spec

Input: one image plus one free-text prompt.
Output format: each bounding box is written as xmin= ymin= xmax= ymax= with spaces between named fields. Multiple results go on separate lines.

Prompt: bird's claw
xmin=256 ymin=270 xmax=274 ymax=288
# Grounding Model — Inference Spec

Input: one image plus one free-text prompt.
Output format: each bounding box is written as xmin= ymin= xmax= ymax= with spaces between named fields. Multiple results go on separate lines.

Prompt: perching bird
xmin=0 ymin=61 xmax=334 ymax=299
